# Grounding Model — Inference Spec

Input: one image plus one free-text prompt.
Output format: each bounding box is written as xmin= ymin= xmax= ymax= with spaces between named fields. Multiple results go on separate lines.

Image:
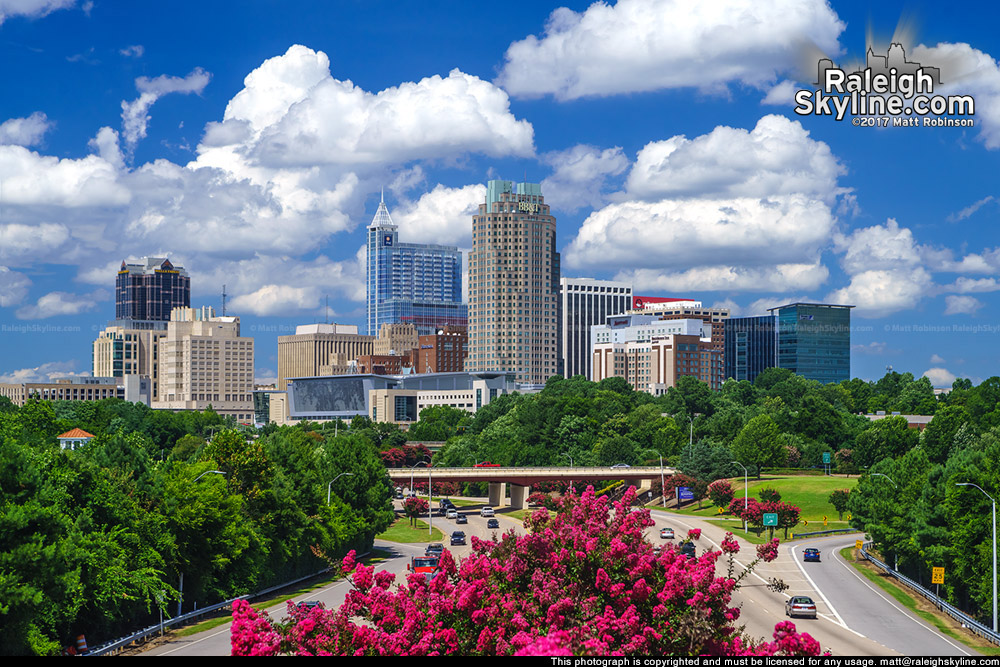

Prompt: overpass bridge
xmin=387 ymin=465 xmax=678 ymax=509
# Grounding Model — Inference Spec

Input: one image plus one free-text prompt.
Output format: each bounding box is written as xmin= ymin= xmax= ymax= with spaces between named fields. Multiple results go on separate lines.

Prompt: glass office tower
xmin=366 ymin=195 xmax=466 ymax=336
xmin=769 ymin=303 xmax=853 ymax=384
xmin=723 ymin=315 xmax=776 ymax=383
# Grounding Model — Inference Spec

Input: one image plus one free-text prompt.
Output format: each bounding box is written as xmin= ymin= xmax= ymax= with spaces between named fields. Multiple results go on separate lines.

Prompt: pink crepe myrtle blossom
xmin=230 ymin=487 xmax=822 ymax=656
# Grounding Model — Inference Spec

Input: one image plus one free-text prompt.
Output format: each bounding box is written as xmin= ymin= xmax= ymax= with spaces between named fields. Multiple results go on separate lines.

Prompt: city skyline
xmin=1 ymin=1 xmax=999 ymax=388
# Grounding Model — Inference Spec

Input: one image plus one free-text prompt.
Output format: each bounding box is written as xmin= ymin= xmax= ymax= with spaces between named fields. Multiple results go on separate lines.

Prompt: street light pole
xmin=870 ymin=473 xmax=899 ymax=571
xmin=327 ymin=472 xmax=355 ymax=505
xmin=731 ymin=461 xmax=748 ymax=533
xmin=659 ymin=456 xmax=665 ymax=508
xmin=957 ymin=482 xmax=997 ymax=633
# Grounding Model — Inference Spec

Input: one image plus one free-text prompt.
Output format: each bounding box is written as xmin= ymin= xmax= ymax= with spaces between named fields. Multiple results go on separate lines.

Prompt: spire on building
xmin=369 ymin=192 xmax=396 ymax=229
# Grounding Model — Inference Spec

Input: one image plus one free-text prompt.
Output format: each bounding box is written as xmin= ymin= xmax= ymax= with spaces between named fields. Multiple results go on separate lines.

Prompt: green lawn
xmin=649 ymin=474 xmax=859 ymax=535
xmin=378 ymin=518 xmax=446 ymax=543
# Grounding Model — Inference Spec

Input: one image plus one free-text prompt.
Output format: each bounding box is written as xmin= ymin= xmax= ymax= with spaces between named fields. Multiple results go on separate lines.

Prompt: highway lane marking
xmin=829 ymin=539 xmax=973 ymax=656
xmin=789 ymin=542 xmax=855 ymax=634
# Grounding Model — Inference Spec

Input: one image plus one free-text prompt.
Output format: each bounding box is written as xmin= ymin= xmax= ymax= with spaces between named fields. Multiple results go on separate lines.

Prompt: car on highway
xmin=425 ymin=543 xmax=444 ymax=558
xmin=487 ymin=518 xmax=500 ymax=529
xmin=474 ymin=461 xmax=501 ymax=467
xmin=480 ymin=507 xmax=495 ymax=517
xmin=679 ymin=541 xmax=696 ymax=558
xmin=660 ymin=527 xmax=675 ymax=539
xmin=803 ymin=547 xmax=821 ymax=562
xmin=456 ymin=514 xmax=468 ymax=524
xmin=785 ymin=596 xmax=817 ymax=618
xmin=446 ymin=508 xmax=458 ymax=519
xmin=395 ymin=489 xmax=403 ymax=499
xmin=296 ymin=600 xmax=323 ymax=611
xmin=611 ymin=463 xmax=631 ymax=468
xmin=450 ymin=531 xmax=467 ymax=546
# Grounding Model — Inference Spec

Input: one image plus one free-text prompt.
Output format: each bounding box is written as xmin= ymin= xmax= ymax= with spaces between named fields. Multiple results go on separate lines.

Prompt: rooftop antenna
xmin=221 ymin=284 xmax=227 ymax=316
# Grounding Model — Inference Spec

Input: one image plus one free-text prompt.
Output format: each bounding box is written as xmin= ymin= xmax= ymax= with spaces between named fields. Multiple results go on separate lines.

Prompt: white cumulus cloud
xmin=943 ymin=295 xmax=984 ymax=315
xmin=392 ymin=183 xmax=485 ymax=248
xmin=541 ymin=144 xmax=628 ymax=212
xmin=497 ymin=0 xmax=844 ymax=100
xmin=121 ymin=68 xmax=212 ymax=153
xmin=624 ymin=115 xmax=844 ymax=202
xmin=0 ymin=112 xmax=53 ymax=147
xmin=0 ymin=266 xmax=31 ymax=307
xmin=15 ymin=289 xmax=107 ymax=319
xmin=0 ymin=0 xmax=74 ymax=24
xmin=922 ymin=367 xmax=958 ymax=387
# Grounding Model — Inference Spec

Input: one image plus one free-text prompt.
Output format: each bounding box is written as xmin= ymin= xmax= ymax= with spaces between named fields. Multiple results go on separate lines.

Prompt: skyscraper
xmin=769 ymin=302 xmax=853 ymax=384
xmin=723 ymin=315 xmax=776 ymax=383
xmin=467 ymin=180 xmax=561 ymax=385
xmin=366 ymin=194 xmax=466 ymax=336
xmin=560 ymin=277 xmax=632 ymax=380
xmin=152 ymin=306 xmax=254 ymax=421
xmin=116 ymin=257 xmax=190 ymax=322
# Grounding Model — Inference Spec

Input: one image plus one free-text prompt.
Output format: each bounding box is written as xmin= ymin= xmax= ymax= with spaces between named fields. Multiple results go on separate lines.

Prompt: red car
xmin=474 ymin=462 xmax=501 ymax=467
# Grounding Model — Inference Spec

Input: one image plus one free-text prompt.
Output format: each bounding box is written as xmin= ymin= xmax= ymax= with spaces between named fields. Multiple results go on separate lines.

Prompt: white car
xmin=446 ymin=509 xmax=458 ymax=519
xmin=480 ymin=507 xmax=495 ymax=517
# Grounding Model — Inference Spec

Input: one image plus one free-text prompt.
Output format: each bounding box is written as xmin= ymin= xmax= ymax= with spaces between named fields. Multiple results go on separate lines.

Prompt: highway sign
xmin=677 ymin=487 xmax=694 ymax=501
xmin=932 ymin=567 xmax=945 ymax=584
xmin=763 ymin=512 xmax=778 ymax=526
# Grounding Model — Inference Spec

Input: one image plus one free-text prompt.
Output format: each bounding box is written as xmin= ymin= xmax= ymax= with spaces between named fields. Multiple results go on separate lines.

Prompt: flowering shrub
xmin=402 ymin=496 xmax=428 ymax=526
xmin=527 ymin=491 xmax=559 ymax=510
xmin=728 ymin=498 xmax=801 ymax=538
xmin=231 ymin=486 xmax=822 ymax=656
xmin=707 ymin=479 xmax=735 ymax=508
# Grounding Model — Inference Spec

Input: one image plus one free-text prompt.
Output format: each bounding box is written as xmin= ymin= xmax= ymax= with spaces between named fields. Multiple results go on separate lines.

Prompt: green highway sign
xmin=763 ymin=513 xmax=778 ymax=526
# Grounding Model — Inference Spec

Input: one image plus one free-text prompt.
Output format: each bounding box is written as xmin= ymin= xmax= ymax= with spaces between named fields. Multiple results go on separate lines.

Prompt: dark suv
xmin=450 ymin=531 xmax=467 ymax=546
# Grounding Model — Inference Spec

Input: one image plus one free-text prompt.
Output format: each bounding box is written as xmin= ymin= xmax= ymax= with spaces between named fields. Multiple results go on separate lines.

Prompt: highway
xmin=648 ymin=510 xmax=975 ymax=656
xmin=143 ymin=499 xmax=977 ymax=656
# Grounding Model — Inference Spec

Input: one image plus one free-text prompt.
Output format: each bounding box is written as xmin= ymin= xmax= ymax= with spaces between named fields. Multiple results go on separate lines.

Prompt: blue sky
xmin=1 ymin=0 xmax=998 ymax=388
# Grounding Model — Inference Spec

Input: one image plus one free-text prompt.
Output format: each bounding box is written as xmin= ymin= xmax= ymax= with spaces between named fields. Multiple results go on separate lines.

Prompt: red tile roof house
xmin=57 ymin=428 xmax=96 ymax=450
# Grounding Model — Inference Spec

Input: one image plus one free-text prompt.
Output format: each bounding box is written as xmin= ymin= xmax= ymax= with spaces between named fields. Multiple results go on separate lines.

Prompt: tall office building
xmin=629 ymin=297 xmax=729 ymax=353
xmin=152 ymin=306 xmax=255 ymax=420
xmin=277 ymin=323 xmax=374 ymax=390
xmin=116 ymin=257 xmax=190 ymax=322
xmin=467 ymin=180 xmax=561 ymax=385
xmin=769 ymin=303 xmax=853 ymax=384
xmin=366 ymin=195 xmax=466 ymax=336
xmin=93 ymin=325 xmax=168 ymax=400
xmin=723 ymin=315 xmax=776 ymax=383
xmin=590 ymin=314 xmax=722 ymax=393
xmin=560 ymin=277 xmax=632 ymax=380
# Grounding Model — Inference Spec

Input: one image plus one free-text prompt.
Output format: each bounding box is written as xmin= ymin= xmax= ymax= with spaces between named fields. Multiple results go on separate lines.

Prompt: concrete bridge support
xmin=509 ymin=484 xmax=530 ymax=509
xmin=488 ymin=481 xmax=506 ymax=507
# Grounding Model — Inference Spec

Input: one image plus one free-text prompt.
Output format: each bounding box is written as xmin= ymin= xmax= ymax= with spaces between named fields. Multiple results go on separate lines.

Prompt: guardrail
xmin=860 ymin=541 xmax=1000 ymax=646
xmin=85 ymin=556 xmax=357 ymax=656
xmin=790 ymin=528 xmax=856 ymax=539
